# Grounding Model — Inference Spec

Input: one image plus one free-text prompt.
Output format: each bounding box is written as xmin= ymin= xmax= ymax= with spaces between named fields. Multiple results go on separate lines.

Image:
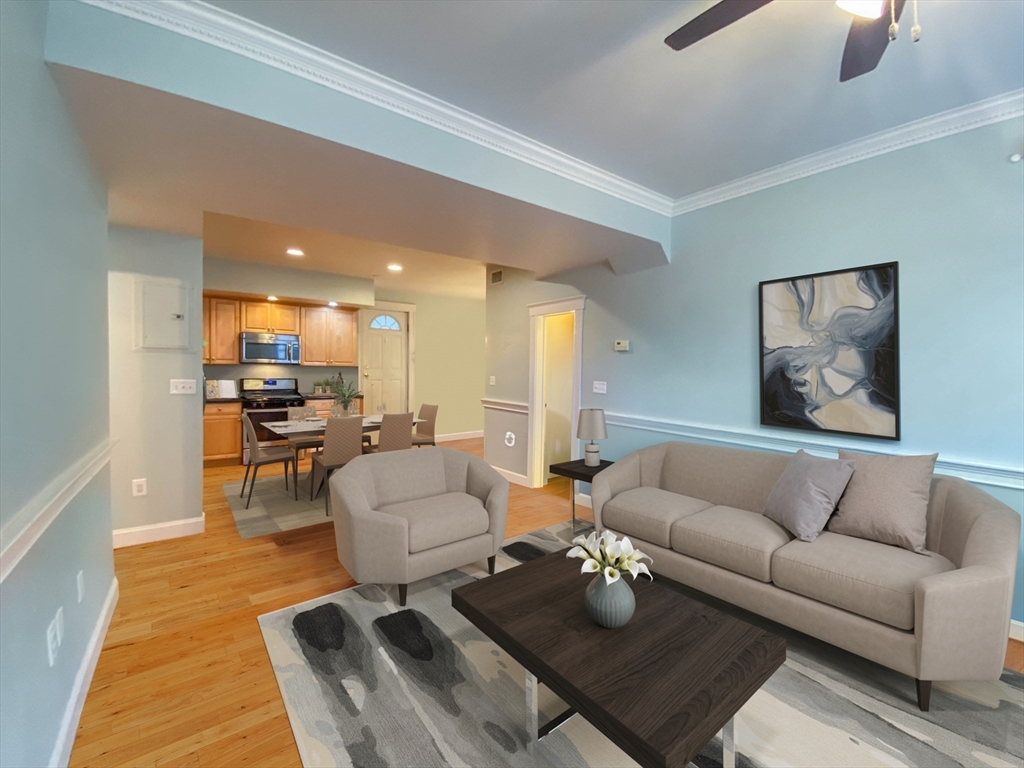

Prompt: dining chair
xmin=365 ymin=412 xmax=414 ymax=454
xmin=312 ymin=416 xmax=364 ymax=514
xmin=286 ymin=406 xmax=324 ymax=500
xmin=412 ymin=404 xmax=438 ymax=447
xmin=240 ymin=414 xmax=294 ymax=509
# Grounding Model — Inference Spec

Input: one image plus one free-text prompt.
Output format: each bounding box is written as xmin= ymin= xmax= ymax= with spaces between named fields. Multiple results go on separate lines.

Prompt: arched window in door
xmin=369 ymin=314 xmax=401 ymax=331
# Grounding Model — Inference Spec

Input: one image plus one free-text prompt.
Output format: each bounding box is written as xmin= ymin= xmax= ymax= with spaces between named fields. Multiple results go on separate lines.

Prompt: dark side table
xmin=548 ymin=458 xmax=614 ymax=534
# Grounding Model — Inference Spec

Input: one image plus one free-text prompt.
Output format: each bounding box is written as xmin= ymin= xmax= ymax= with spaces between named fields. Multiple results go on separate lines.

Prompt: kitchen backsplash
xmin=204 ymin=364 xmax=359 ymax=394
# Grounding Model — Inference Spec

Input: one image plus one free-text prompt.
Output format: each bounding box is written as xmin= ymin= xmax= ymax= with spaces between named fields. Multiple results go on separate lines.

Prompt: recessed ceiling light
xmin=387 ymin=263 xmax=403 ymax=272
xmin=286 ymin=248 xmax=304 ymax=257
xmin=328 ymin=301 xmax=338 ymax=307
xmin=267 ymin=295 xmax=278 ymax=302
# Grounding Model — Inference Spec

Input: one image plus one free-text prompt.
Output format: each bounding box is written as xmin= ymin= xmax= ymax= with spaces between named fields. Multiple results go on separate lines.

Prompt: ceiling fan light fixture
xmin=836 ymin=0 xmax=885 ymax=19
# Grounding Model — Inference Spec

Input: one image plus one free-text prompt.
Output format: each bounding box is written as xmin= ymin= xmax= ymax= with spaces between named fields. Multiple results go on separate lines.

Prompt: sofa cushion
xmin=602 ymin=487 xmax=712 ymax=548
xmin=826 ymin=451 xmax=938 ymax=554
xmin=772 ymin=532 xmax=956 ymax=630
xmin=378 ymin=492 xmax=489 ymax=554
xmin=671 ymin=506 xmax=793 ymax=582
xmin=763 ymin=450 xmax=854 ymax=542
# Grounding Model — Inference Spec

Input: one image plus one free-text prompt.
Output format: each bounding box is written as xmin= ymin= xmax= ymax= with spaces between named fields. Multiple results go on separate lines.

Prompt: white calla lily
xmin=566 ymin=545 xmax=587 ymax=560
xmin=619 ymin=537 xmax=635 ymax=559
xmin=570 ymin=530 xmax=654 ymax=585
xmin=581 ymin=558 xmax=601 ymax=574
xmin=603 ymin=566 xmax=620 ymax=585
xmin=635 ymin=562 xmax=652 ymax=580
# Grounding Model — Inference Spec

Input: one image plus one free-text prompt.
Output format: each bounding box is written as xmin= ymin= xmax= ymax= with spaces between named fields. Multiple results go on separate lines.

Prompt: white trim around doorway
xmin=526 ymin=295 xmax=585 ymax=488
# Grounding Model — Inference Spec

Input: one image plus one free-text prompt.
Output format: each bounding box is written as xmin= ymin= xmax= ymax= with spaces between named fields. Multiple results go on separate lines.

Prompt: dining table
xmin=263 ymin=416 xmax=425 ymax=500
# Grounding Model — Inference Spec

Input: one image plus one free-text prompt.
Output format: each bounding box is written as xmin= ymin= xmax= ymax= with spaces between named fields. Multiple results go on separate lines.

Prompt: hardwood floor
xmin=69 ymin=439 xmax=1024 ymax=766
xmin=70 ymin=438 xmax=578 ymax=767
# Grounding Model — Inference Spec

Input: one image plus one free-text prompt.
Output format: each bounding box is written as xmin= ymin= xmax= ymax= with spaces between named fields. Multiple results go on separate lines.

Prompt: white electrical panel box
xmin=136 ymin=277 xmax=189 ymax=350
xmin=613 ymin=340 xmax=630 ymax=351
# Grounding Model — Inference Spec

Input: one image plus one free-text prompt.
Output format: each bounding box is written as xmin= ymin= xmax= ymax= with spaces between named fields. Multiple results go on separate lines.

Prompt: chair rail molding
xmin=669 ymin=89 xmax=1024 ymax=217
xmin=76 ymin=0 xmax=674 ymax=216
xmin=0 ymin=439 xmax=114 ymax=583
xmin=604 ymin=413 xmax=1024 ymax=491
xmin=481 ymin=399 xmax=529 ymax=414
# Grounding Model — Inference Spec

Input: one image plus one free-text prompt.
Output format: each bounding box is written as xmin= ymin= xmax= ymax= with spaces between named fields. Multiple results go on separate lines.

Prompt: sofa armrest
xmin=915 ymin=564 xmax=1012 ymax=681
xmin=467 ymin=458 xmax=509 ymax=554
xmin=331 ymin=475 xmax=409 ymax=585
xmin=591 ymin=452 xmax=641 ymax=530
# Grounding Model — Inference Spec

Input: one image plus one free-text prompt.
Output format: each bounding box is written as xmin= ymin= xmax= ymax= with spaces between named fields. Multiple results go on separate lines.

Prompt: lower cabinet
xmin=204 ymin=401 xmax=242 ymax=461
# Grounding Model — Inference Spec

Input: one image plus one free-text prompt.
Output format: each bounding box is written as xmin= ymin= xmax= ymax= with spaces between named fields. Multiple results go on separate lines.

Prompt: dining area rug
xmin=223 ymin=475 xmax=329 ymax=538
xmin=257 ymin=522 xmax=1024 ymax=767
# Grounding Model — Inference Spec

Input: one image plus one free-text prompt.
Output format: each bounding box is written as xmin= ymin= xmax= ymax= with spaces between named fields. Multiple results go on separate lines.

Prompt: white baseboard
xmin=574 ymin=493 xmax=592 ymax=509
xmin=113 ymin=514 xmax=205 ymax=549
xmin=436 ymin=430 xmax=484 ymax=443
xmin=493 ymin=467 xmax=531 ymax=487
xmin=49 ymin=576 xmax=119 ymax=768
xmin=1011 ymin=619 xmax=1024 ymax=643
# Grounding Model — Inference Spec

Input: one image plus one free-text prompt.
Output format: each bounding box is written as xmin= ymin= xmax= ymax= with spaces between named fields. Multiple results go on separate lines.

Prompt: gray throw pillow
xmin=763 ymin=450 xmax=854 ymax=541
xmin=826 ymin=450 xmax=938 ymax=554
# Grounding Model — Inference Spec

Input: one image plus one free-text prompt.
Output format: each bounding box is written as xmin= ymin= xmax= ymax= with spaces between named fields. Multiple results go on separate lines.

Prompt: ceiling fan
xmin=664 ymin=0 xmax=917 ymax=82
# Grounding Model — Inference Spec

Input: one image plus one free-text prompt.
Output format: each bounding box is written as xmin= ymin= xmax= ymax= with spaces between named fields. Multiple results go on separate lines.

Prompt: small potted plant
xmin=330 ymin=373 xmax=362 ymax=416
xmin=567 ymin=530 xmax=652 ymax=628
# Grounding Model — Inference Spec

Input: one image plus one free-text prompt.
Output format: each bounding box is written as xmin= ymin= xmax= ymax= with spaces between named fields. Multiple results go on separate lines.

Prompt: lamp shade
xmin=576 ymin=408 xmax=607 ymax=441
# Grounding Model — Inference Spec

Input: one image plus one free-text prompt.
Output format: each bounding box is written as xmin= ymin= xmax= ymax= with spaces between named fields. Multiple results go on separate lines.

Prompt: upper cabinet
xmin=241 ymin=301 xmax=300 ymax=334
xmin=301 ymin=306 xmax=358 ymax=366
xmin=203 ymin=297 xmax=240 ymax=364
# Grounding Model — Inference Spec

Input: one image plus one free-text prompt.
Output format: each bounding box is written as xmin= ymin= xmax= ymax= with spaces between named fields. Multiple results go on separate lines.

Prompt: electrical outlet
xmin=489 ymin=376 xmax=496 ymax=386
xmin=132 ymin=478 xmax=147 ymax=497
xmin=55 ymin=606 xmax=65 ymax=646
xmin=46 ymin=618 xmax=59 ymax=667
xmin=77 ymin=571 xmax=85 ymax=604
xmin=593 ymin=381 xmax=608 ymax=394
xmin=170 ymin=379 xmax=197 ymax=395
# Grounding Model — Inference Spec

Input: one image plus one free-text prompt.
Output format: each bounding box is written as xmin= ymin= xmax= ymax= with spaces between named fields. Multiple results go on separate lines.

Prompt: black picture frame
xmin=758 ymin=261 xmax=900 ymax=441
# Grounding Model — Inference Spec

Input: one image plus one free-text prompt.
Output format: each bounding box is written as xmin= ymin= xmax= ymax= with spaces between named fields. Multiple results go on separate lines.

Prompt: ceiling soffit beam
xmin=73 ymin=2 xmax=1022 ymax=224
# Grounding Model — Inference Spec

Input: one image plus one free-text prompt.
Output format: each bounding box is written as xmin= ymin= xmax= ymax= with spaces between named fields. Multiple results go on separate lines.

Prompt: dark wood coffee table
xmin=452 ymin=549 xmax=786 ymax=768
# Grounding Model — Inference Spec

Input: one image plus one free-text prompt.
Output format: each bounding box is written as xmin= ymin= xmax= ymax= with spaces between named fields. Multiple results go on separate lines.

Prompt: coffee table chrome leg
xmin=526 ymin=671 xmax=539 ymax=755
xmin=722 ymin=716 xmax=735 ymax=768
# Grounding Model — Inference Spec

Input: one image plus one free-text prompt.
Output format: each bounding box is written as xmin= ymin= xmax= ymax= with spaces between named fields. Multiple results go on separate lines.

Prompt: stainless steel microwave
xmin=239 ymin=333 xmax=301 ymax=364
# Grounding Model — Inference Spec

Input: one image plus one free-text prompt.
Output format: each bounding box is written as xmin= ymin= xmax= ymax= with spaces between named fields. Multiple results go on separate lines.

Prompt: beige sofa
xmin=591 ymin=441 xmax=1021 ymax=710
xmin=330 ymin=447 xmax=509 ymax=606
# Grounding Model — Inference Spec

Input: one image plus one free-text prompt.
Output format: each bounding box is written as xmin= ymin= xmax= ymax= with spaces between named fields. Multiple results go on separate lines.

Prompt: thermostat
xmin=613 ymin=340 xmax=631 ymax=352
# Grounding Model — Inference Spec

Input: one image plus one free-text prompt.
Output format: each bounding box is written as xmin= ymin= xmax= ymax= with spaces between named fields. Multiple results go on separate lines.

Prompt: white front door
xmin=361 ymin=310 xmax=408 ymax=415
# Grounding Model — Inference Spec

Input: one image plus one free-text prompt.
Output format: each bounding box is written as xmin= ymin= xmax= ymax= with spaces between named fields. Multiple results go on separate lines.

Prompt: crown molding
xmin=670 ymin=89 xmax=1024 ymax=216
xmin=77 ymin=2 xmax=1023 ymax=222
xmin=77 ymin=0 xmax=676 ymax=216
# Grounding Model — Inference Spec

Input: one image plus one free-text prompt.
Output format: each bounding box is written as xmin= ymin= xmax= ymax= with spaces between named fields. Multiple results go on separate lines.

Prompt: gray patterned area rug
xmin=222 ymin=476 xmax=329 ymax=538
xmin=258 ymin=523 xmax=1024 ymax=767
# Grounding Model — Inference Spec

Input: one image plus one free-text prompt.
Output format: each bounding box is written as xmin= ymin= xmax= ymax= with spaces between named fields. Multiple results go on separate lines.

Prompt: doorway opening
xmin=527 ymin=296 xmax=584 ymax=489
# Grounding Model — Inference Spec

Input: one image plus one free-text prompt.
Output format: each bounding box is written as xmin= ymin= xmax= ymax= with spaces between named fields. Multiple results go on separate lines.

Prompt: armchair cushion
xmin=378 ymin=492 xmax=490 ymax=554
xmin=773 ymin=532 xmax=955 ymax=630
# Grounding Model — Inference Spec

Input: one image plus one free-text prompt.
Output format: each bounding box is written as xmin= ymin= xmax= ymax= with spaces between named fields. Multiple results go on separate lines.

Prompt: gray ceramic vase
xmin=584 ymin=574 xmax=635 ymax=628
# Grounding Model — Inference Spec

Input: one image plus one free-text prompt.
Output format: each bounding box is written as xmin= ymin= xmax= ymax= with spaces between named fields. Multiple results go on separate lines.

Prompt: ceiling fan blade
xmin=664 ymin=0 xmax=775 ymax=52
xmin=839 ymin=0 xmax=906 ymax=82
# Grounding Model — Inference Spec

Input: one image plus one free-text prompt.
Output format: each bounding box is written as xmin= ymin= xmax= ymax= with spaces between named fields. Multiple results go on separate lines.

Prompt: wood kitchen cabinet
xmin=203 ymin=401 xmax=242 ymax=461
xmin=204 ymin=297 xmax=240 ymax=364
xmin=300 ymin=306 xmax=358 ymax=366
xmin=241 ymin=301 xmax=300 ymax=334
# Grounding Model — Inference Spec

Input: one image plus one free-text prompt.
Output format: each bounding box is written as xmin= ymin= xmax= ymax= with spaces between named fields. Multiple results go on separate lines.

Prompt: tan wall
xmin=543 ymin=312 xmax=575 ymax=473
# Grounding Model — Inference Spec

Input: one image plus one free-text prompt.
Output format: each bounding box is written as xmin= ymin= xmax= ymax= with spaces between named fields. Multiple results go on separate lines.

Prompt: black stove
xmin=239 ymin=378 xmax=305 ymax=409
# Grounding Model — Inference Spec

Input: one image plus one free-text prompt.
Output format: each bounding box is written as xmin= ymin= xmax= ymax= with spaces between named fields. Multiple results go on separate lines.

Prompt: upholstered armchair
xmin=330 ymin=447 xmax=509 ymax=605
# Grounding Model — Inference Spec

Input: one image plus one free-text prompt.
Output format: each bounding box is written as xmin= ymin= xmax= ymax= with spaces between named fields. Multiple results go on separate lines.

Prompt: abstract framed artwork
xmin=759 ymin=262 xmax=900 ymax=440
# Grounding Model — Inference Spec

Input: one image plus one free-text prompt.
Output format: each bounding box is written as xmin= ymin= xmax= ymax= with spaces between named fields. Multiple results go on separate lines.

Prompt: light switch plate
xmin=132 ymin=478 xmax=148 ymax=497
xmin=170 ymin=379 xmax=197 ymax=395
xmin=593 ymin=381 xmax=607 ymax=394
xmin=489 ymin=376 xmax=496 ymax=386
xmin=613 ymin=340 xmax=630 ymax=352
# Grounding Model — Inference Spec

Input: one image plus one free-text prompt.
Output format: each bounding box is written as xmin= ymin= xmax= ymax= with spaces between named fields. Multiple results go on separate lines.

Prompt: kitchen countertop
xmin=302 ymin=393 xmax=364 ymax=400
xmin=206 ymin=397 xmax=241 ymax=403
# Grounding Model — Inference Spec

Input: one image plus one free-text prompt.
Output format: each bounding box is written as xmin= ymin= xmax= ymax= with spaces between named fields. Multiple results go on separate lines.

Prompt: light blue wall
xmin=108 ymin=227 xmax=204 ymax=531
xmin=0 ymin=1 xmax=115 ymax=766
xmin=488 ymin=119 xmax=1024 ymax=622
xmin=44 ymin=0 xmax=670 ymax=253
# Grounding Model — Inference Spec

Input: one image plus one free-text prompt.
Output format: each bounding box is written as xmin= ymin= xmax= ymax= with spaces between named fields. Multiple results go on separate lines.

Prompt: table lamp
xmin=577 ymin=408 xmax=608 ymax=467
